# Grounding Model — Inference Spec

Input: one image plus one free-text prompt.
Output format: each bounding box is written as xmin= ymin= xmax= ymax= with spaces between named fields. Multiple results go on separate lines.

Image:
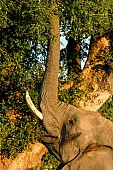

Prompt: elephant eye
xmin=68 ymin=118 xmax=76 ymax=126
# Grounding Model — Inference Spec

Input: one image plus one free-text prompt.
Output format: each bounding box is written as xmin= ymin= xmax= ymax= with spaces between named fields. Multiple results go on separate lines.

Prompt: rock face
xmin=0 ymin=142 xmax=47 ymax=170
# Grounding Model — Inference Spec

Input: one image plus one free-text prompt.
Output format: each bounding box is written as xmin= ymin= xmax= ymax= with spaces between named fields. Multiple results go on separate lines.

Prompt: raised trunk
xmin=41 ymin=15 xmax=60 ymax=106
xmin=40 ymin=12 xmax=62 ymax=137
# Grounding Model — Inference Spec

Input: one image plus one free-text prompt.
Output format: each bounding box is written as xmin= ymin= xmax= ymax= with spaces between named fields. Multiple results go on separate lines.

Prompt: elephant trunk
xmin=41 ymin=14 xmax=60 ymax=108
xmin=40 ymin=14 xmax=62 ymax=137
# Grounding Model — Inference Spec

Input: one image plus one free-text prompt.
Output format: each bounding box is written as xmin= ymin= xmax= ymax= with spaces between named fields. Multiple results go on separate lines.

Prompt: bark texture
xmin=62 ymin=31 xmax=113 ymax=111
xmin=79 ymin=34 xmax=113 ymax=111
xmin=66 ymin=37 xmax=81 ymax=74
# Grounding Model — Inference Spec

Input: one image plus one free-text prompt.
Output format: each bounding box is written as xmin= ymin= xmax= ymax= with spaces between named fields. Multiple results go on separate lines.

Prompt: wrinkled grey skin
xmin=28 ymin=15 xmax=113 ymax=169
xmin=62 ymin=147 xmax=113 ymax=170
xmin=40 ymin=101 xmax=113 ymax=169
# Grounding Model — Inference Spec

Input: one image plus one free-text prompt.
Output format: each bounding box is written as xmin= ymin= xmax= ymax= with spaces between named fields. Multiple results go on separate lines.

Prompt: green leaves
xmin=99 ymin=96 xmax=113 ymax=122
xmin=61 ymin=0 xmax=113 ymax=38
xmin=41 ymin=152 xmax=60 ymax=170
xmin=1 ymin=0 xmax=113 ymax=41
xmin=1 ymin=1 xmax=113 ymax=168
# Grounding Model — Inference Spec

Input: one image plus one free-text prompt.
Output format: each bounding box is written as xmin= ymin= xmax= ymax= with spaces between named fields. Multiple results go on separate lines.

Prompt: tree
xmin=1 ymin=0 xmax=113 ymax=169
xmin=60 ymin=31 xmax=113 ymax=111
xmin=59 ymin=0 xmax=113 ymax=111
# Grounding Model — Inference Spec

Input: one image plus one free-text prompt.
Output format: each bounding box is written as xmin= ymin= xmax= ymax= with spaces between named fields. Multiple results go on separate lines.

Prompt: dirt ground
xmin=0 ymin=142 xmax=47 ymax=170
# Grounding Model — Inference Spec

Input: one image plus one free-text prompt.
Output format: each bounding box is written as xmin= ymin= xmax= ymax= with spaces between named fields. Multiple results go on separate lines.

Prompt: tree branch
xmin=61 ymin=31 xmax=113 ymax=111
xmin=79 ymin=32 xmax=113 ymax=111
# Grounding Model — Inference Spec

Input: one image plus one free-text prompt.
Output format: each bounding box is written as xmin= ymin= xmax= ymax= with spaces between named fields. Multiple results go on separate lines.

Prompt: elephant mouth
xmin=40 ymin=133 xmax=81 ymax=163
xmin=59 ymin=132 xmax=82 ymax=164
xmin=40 ymin=134 xmax=60 ymax=144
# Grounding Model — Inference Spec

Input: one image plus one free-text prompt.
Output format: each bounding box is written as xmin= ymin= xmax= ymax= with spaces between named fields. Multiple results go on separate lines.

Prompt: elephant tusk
xmin=26 ymin=91 xmax=43 ymax=120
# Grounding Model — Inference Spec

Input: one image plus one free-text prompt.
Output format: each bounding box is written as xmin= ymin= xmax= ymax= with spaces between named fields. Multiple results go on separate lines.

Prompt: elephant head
xmin=26 ymin=14 xmax=113 ymax=168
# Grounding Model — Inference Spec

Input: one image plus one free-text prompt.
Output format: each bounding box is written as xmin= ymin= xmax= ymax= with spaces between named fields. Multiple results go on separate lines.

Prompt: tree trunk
xmin=66 ymin=37 xmax=81 ymax=74
xmin=61 ymin=31 xmax=113 ymax=111
xmin=79 ymin=32 xmax=113 ymax=111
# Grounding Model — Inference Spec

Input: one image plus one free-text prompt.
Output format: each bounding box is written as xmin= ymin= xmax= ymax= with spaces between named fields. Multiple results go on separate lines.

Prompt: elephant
xmin=26 ymin=14 xmax=113 ymax=169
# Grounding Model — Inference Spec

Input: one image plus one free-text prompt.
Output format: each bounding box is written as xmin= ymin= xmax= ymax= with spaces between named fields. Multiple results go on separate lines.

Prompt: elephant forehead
xmin=65 ymin=104 xmax=100 ymax=122
xmin=64 ymin=108 xmax=101 ymax=151
xmin=65 ymin=106 xmax=100 ymax=134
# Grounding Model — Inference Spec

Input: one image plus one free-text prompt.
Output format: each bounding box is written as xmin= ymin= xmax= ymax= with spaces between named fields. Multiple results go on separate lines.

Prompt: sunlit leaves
xmin=1 ymin=0 xmax=113 ymax=165
xmin=61 ymin=0 xmax=113 ymax=38
xmin=99 ymin=96 xmax=113 ymax=122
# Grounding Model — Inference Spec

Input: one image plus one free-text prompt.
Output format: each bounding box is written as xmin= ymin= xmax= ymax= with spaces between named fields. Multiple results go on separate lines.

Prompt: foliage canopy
xmin=1 ymin=0 xmax=113 ymax=168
